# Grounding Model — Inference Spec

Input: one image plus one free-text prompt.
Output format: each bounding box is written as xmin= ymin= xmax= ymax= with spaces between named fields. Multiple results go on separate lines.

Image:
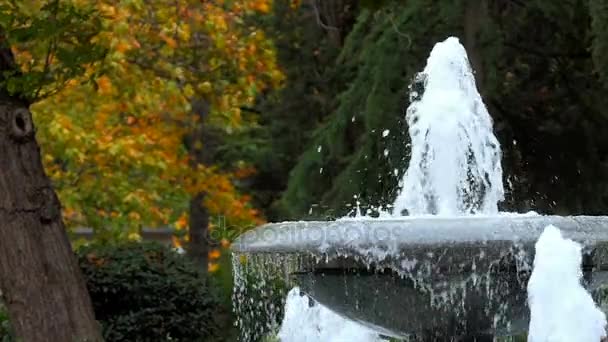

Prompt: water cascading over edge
xmin=393 ymin=37 xmax=504 ymax=216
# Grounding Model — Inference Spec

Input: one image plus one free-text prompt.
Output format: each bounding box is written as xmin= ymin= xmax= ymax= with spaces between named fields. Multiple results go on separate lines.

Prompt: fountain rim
xmin=232 ymin=215 xmax=608 ymax=255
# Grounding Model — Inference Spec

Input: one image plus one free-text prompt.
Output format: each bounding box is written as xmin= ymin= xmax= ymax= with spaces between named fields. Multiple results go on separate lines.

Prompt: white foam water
xmin=527 ymin=225 xmax=607 ymax=342
xmin=278 ymin=288 xmax=386 ymax=342
xmin=393 ymin=37 xmax=504 ymax=216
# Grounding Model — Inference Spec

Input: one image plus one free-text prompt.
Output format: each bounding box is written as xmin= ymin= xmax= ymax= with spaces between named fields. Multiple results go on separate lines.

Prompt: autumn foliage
xmin=4 ymin=0 xmax=281 ymax=250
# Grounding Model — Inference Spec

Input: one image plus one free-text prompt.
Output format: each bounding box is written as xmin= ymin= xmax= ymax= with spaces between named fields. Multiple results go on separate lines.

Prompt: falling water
xmin=393 ymin=37 xmax=504 ymax=216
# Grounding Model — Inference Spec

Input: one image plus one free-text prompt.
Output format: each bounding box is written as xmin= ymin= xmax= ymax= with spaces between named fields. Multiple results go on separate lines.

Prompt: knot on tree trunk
xmin=8 ymin=107 xmax=34 ymax=142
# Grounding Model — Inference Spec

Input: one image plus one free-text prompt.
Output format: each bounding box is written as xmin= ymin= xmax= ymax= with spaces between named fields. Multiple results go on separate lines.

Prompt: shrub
xmin=0 ymin=301 xmax=13 ymax=342
xmin=77 ymin=241 xmax=223 ymax=342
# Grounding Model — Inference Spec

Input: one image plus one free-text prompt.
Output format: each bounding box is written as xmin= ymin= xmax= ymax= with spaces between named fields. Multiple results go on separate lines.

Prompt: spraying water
xmin=393 ymin=37 xmax=504 ymax=216
xmin=527 ymin=225 xmax=607 ymax=341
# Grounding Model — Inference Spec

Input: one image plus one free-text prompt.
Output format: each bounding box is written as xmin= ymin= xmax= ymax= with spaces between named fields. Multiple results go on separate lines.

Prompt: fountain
xmin=232 ymin=37 xmax=608 ymax=341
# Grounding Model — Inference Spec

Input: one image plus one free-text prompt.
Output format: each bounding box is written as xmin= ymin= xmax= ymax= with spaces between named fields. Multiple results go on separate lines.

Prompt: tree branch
xmin=308 ymin=0 xmax=339 ymax=31
xmin=35 ymin=0 xmax=60 ymax=99
xmin=387 ymin=13 xmax=412 ymax=47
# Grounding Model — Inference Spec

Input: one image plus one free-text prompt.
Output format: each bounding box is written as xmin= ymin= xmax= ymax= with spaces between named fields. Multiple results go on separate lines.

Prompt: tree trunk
xmin=464 ymin=0 xmax=487 ymax=91
xmin=0 ymin=53 xmax=102 ymax=340
xmin=186 ymin=99 xmax=219 ymax=271
xmin=188 ymin=192 xmax=209 ymax=270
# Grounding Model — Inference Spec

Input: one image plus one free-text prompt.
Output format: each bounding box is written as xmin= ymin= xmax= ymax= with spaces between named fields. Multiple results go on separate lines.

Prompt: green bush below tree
xmin=76 ymin=241 xmax=226 ymax=342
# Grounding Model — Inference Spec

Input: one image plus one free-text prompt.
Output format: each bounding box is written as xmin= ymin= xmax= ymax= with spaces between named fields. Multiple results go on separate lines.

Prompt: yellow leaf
xmin=127 ymin=232 xmax=142 ymax=241
xmin=198 ymin=81 xmax=212 ymax=94
xmin=183 ymin=84 xmax=195 ymax=98
xmin=208 ymin=262 xmax=220 ymax=272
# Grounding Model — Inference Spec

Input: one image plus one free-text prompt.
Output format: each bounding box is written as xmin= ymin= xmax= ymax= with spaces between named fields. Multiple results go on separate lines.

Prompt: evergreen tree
xmin=248 ymin=0 xmax=358 ymax=220
xmin=279 ymin=1 xmax=465 ymax=218
xmin=267 ymin=0 xmax=608 ymax=219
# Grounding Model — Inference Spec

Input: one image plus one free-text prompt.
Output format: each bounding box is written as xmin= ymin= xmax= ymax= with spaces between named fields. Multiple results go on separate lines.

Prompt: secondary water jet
xmin=232 ymin=37 xmax=608 ymax=340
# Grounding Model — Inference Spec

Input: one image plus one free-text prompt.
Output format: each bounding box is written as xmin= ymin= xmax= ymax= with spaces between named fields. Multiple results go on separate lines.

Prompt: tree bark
xmin=464 ymin=0 xmax=488 ymax=91
xmin=186 ymin=99 xmax=219 ymax=271
xmin=0 ymin=50 xmax=102 ymax=340
xmin=188 ymin=192 xmax=209 ymax=271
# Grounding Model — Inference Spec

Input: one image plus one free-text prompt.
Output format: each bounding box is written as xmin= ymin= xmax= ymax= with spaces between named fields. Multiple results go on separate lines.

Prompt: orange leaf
xmin=209 ymin=249 xmax=221 ymax=260
xmin=96 ymin=76 xmax=113 ymax=94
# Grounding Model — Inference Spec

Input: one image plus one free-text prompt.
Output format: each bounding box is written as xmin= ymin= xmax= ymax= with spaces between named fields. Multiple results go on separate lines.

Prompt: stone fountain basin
xmin=232 ymin=215 xmax=608 ymax=338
